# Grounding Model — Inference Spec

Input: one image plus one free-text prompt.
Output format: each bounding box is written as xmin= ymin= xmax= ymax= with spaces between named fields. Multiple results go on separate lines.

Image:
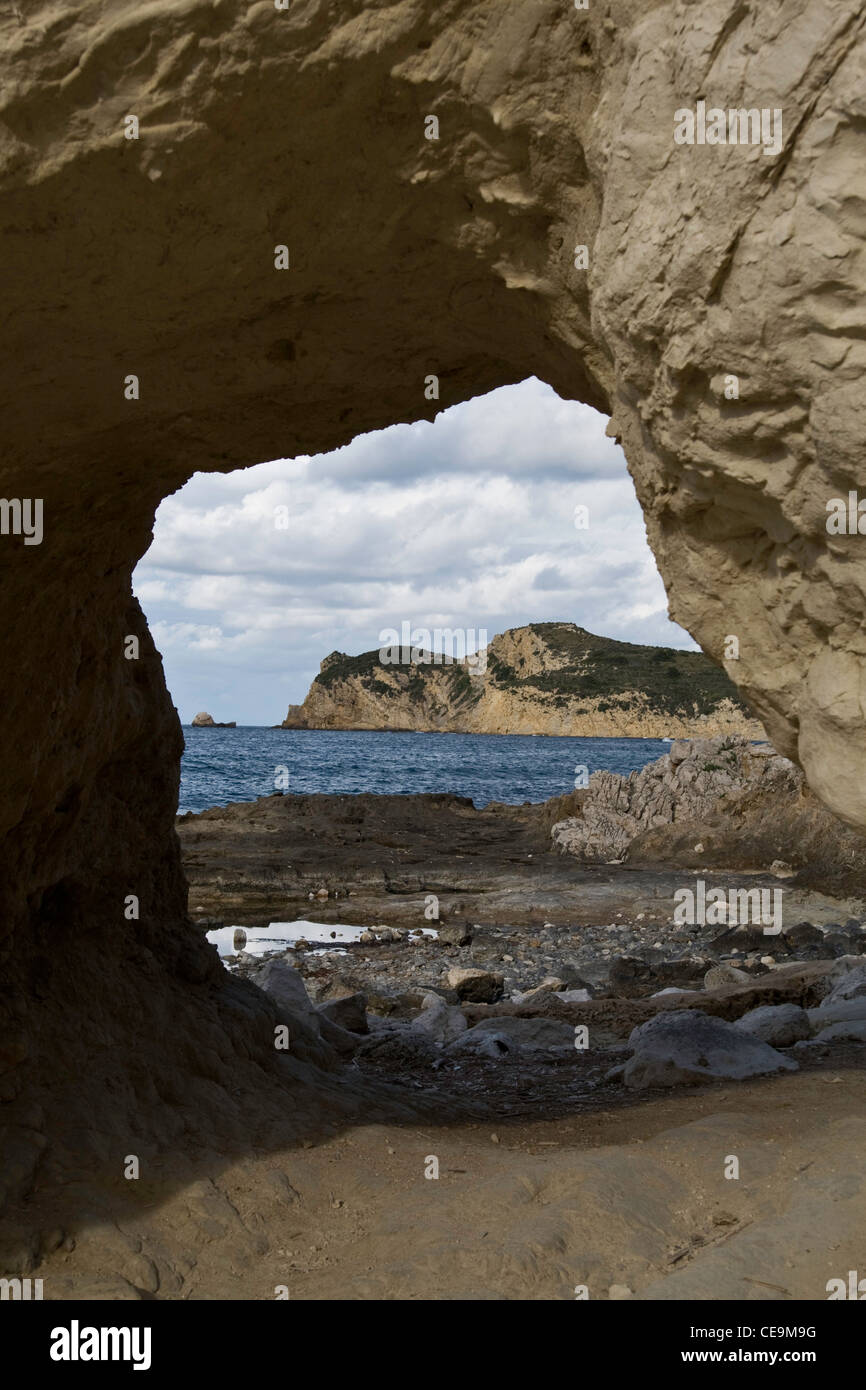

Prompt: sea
xmin=179 ymin=726 xmax=669 ymax=816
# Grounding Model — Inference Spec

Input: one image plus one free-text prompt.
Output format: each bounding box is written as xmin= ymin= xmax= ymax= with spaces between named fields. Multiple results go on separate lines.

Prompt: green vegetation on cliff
xmin=308 ymin=621 xmax=750 ymax=721
xmin=487 ymin=622 xmax=748 ymax=717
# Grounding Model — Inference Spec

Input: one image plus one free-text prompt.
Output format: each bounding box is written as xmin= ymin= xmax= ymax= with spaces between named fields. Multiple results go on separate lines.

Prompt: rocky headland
xmin=282 ymin=623 xmax=764 ymax=739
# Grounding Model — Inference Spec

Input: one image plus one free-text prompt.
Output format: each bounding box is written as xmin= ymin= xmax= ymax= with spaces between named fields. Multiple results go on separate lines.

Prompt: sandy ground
xmin=31 ymin=1055 xmax=866 ymax=1302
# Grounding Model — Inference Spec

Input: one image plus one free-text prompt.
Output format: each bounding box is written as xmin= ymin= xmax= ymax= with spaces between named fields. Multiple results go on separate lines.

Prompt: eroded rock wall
xmin=0 ymin=0 xmax=864 ymax=1249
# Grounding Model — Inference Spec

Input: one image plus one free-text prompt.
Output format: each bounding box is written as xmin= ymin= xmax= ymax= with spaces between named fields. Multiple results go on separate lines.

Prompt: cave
xmin=1 ymin=0 xmax=864 ymax=1300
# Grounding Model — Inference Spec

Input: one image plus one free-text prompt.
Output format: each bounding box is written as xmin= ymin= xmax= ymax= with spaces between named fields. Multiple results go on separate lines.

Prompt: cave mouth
xmin=134 ymin=378 xmax=687 ymax=754
xmin=127 ymin=381 xmax=734 ymax=1033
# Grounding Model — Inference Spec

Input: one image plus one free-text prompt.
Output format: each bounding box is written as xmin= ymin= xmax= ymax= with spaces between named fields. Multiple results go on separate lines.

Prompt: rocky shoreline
xmin=179 ymin=737 xmax=866 ymax=1111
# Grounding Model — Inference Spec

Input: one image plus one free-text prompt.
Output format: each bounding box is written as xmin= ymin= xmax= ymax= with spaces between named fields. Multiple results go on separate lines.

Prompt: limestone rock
xmin=446 ymin=967 xmax=504 ymax=1004
xmin=733 ymin=1004 xmax=811 ymax=1048
xmin=317 ymin=993 xmax=369 ymax=1036
xmin=2 ymin=0 xmax=866 ymax=1266
xmin=623 ymin=1011 xmax=798 ymax=1089
xmin=437 ymin=921 xmax=474 ymax=948
xmin=807 ymin=999 xmax=866 ymax=1030
xmin=812 ymin=1020 xmax=866 ymax=1044
xmin=552 ymin=738 xmax=788 ymax=862
xmin=704 ymin=964 xmax=752 ymax=991
xmin=412 ymin=996 xmax=468 ymax=1046
xmin=819 ymin=965 xmax=866 ymax=1006
xmin=448 ymin=1016 xmax=575 ymax=1058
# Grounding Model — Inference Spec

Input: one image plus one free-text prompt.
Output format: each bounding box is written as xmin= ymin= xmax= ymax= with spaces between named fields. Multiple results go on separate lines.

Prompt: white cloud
xmin=134 ymin=380 xmax=698 ymax=723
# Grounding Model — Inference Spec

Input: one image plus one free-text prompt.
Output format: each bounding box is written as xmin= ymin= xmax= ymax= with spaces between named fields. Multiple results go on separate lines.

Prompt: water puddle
xmin=206 ymin=920 xmax=438 ymax=960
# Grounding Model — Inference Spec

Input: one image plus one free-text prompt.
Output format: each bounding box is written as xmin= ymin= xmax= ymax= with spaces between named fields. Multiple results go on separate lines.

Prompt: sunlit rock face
xmin=0 ymin=0 xmax=863 ymax=1215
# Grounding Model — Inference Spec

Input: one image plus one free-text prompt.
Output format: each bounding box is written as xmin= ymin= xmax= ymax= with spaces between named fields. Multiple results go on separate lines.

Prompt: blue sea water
xmin=178 ymin=727 xmax=669 ymax=815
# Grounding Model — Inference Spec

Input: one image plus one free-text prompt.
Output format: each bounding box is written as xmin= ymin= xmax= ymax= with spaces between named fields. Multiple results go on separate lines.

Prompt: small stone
xmin=704 ymin=963 xmax=751 ymax=990
xmin=446 ymin=966 xmax=504 ymax=1003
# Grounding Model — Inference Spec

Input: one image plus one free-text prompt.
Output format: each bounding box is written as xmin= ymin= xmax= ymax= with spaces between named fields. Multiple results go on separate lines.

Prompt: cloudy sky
xmin=133 ymin=377 xmax=699 ymax=725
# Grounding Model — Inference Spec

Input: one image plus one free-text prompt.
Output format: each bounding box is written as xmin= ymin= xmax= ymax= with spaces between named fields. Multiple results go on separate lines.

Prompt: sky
xmin=133 ymin=377 xmax=699 ymax=725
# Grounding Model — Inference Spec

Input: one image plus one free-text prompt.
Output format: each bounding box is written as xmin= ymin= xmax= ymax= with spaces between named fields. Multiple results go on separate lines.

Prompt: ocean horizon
xmin=178 ymin=725 xmax=670 ymax=816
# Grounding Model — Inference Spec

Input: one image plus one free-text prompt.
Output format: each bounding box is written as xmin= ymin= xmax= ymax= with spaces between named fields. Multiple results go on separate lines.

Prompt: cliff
xmin=282 ymin=623 xmax=765 ymax=739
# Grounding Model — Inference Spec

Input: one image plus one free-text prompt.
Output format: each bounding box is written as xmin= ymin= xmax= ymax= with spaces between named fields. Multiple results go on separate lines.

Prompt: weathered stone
xmin=446 ymin=968 xmax=504 ymax=1004
xmin=317 ymin=993 xmax=369 ymax=1036
xmin=807 ymin=999 xmax=866 ymax=1030
xmin=459 ymin=1017 xmax=577 ymax=1053
xmin=812 ymin=1020 xmax=866 ymax=1044
xmin=623 ymin=1011 xmax=798 ymax=1089
xmin=437 ymin=921 xmax=474 ymax=947
xmin=512 ymin=976 xmax=568 ymax=1003
xmin=733 ymin=1004 xmax=811 ymax=1048
xmin=412 ymin=996 xmax=468 ymax=1046
xmin=704 ymin=964 xmax=752 ymax=991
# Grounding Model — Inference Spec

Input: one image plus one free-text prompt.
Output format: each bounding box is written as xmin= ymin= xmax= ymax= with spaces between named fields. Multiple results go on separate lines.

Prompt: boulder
xmin=807 ymin=999 xmax=866 ymax=1029
xmin=819 ymin=964 xmax=866 ymax=1006
xmin=512 ymin=976 xmax=567 ymax=1003
xmin=451 ymin=1016 xmax=576 ymax=1055
xmin=704 ymin=963 xmax=751 ymax=991
xmin=812 ymin=1020 xmax=866 ymax=1044
xmin=412 ymin=996 xmax=468 ymax=1045
xmin=710 ymin=924 xmax=777 ymax=954
xmin=250 ymin=958 xmax=355 ymax=1061
xmin=438 ymin=921 xmax=473 ymax=947
xmin=253 ymin=958 xmax=320 ymax=1038
xmin=609 ymin=956 xmax=655 ymax=998
xmin=446 ymin=967 xmax=504 ymax=1003
xmin=784 ymin=922 xmax=824 ymax=950
xmin=447 ymin=1028 xmax=518 ymax=1060
xmin=355 ymin=1025 xmax=440 ymax=1068
xmin=623 ymin=1010 xmax=798 ymax=1089
xmin=317 ymin=992 xmax=369 ymax=1035
xmin=733 ymin=1004 xmax=810 ymax=1047
xmin=655 ymin=957 xmax=713 ymax=990
xmin=823 ymin=932 xmax=855 ymax=958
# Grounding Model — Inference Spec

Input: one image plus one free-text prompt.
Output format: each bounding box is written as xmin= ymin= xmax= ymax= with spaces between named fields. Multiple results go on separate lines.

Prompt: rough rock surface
xmin=733 ymin=1003 xmax=811 ymax=1047
xmin=1 ymin=0 xmax=865 ymax=1284
xmin=552 ymin=738 xmax=866 ymax=890
xmin=622 ymin=1010 xmax=799 ymax=1089
xmin=553 ymin=737 xmax=790 ymax=861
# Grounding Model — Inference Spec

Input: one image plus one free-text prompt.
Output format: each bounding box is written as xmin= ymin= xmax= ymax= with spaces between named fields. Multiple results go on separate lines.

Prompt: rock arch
xmin=0 ymin=0 xmax=863 ymax=1254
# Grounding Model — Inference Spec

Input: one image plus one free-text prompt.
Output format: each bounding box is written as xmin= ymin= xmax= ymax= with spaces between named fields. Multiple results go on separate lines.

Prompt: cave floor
xmin=31 ymin=1054 xmax=866 ymax=1301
